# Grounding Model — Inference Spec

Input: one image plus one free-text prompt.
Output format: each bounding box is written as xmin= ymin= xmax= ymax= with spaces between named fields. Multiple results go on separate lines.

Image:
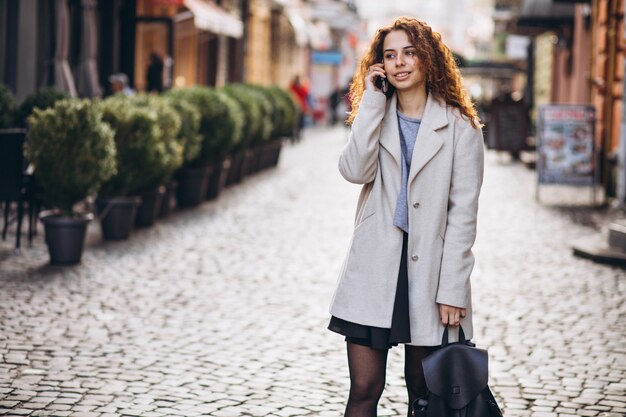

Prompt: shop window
xmin=134 ymin=17 xmax=172 ymax=92
xmin=173 ymin=14 xmax=197 ymax=87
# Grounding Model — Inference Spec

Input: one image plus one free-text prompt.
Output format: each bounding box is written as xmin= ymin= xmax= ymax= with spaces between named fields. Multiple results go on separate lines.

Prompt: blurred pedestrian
xmin=108 ymin=73 xmax=135 ymax=96
xmin=327 ymin=17 xmax=484 ymax=416
xmin=289 ymin=75 xmax=310 ymax=140
xmin=329 ymin=87 xmax=342 ymax=125
xmin=146 ymin=52 xmax=164 ymax=93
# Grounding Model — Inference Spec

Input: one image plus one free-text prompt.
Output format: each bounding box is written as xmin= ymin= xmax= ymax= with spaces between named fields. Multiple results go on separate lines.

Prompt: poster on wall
xmin=537 ymin=105 xmax=597 ymax=186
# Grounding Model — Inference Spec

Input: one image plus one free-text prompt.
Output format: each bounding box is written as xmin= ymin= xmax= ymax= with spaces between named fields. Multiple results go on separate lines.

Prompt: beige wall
xmin=534 ymin=33 xmax=555 ymax=123
xmin=245 ymin=0 xmax=309 ymax=86
xmin=245 ymin=0 xmax=272 ymax=84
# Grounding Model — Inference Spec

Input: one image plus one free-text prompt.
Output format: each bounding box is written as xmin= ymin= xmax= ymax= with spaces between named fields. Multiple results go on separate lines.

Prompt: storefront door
xmin=134 ymin=17 xmax=173 ymax=92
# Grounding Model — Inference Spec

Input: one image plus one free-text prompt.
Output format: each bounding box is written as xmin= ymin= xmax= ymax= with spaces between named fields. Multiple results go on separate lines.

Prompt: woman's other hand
xmin=438 ymin=303 xmax=467 ymax=327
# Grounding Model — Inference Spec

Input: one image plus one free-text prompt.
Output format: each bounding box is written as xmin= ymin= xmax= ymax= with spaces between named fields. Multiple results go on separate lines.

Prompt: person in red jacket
xmin=290 ymin=76 xmax=311 ymax=137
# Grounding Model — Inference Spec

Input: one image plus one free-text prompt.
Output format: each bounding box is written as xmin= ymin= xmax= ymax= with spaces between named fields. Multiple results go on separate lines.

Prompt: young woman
xmin=328 ymin=17 xmax=484 ymax=417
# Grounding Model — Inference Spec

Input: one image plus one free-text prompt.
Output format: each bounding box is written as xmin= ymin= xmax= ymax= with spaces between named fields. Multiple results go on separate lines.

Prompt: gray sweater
xmin=393 ymin=111 xmax=421 ymax=233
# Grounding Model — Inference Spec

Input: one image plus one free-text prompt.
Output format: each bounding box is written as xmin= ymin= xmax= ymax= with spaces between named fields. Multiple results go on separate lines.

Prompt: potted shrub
xmin=265 ymin=85 xmax=301 ymax=166
xmin=97 ymin=95 xmax=182 ymax=238
xmin=165 ymin=87 xmax=244 ymax=206
xmin=248 ymin=85 xmax=283 ymax=171
xmin=27 ymin=99 xmax=116 ymax=264
xmin=244 ymin=85 xmax=286 ymax=171
xmin=123 ymin=94 xmax=184 ymax=227
xmin=15 ymin=88 xmax=70 ymax=128
xmin=162 ymin=96 xmax=203 ymax=207
xmin=220 ymin=84 xmax=265 ymax=187
xmin=268 ymin=85 xmax=301 ymax=137
xmin=0 ymin=84 xmax=16 ymax=129
xmin=0 ymin=84 xmax=26 ymax=138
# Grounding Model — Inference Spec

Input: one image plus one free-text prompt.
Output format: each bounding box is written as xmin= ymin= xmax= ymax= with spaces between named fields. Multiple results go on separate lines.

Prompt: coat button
xmin=411 ymin=254 xmax=419 ymax=261
xmin=413 ymin=202 xmax=420 ymax=208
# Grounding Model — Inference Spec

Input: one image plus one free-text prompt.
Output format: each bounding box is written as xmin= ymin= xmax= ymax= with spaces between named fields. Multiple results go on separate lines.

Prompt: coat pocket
xmin=354 ymin=211 xmax=376 ymax=233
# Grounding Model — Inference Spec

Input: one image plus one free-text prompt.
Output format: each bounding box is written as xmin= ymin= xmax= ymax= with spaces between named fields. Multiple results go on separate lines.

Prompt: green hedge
xmin=244 ymin=85 xmax=299 ymax=140
xmin=165 ymin=87 xmax=244 ymax=164
xmin=164 ymin=97 xmax=203 ymax=164
xmin=221 ymin=84 xmax=264 ymax=150
xmin=16 ymin=88 xmax=70 ymax=128
xmin=27 ymin=99 xmax=117 ymax=215
xmin=0 ymin=84 xmax=16 ymax=128
xmin=17 ymin=84 xmax=296 ymax=211
xmin=266 ymin=86 xmax=301 ymax=138
xmin=98 ymin=94 xmax=183 ymax=196
xmin=127 ymin=94 xmax=184 ymax=187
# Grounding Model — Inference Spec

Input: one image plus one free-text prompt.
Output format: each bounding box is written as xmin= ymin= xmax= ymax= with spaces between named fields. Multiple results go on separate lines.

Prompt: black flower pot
xmin=206 ymin=158 xmax=231 ymax=201
xmin=135 ymin=186 xmax=166 ymax=228
xmin=41 ymin=212 xmax=92 ymax=265
xmin=245 ymin=147 xmax=258 ymax=175
xmin=258 ymin=142 xmax=272 ymax=170
xmin=270 ymin=140 xmax=283 ymax=167
xmin=226 ymin=152 xmax=244 ymax=186
xmin=240 ymin=149 xmax=254 ymax=179
xmin=159 ymin=180 xmax=178 ymax=218
xmin=175 ymin=165 xmax=212 ymax=207
xmin=96 ymin=196 xmax=141 ymax=240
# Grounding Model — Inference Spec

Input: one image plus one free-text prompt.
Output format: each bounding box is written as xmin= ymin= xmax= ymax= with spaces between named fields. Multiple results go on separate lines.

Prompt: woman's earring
xmin=382 ymin=78 xmax=388 ymax=94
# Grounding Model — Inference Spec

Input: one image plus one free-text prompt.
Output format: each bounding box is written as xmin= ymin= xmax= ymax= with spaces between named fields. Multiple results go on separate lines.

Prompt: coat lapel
xmin=378 ymin=94 xmax=402 ymax=167
xmin=407 ymin=94 xmax=448 ymax=185
xmin=378 ymin=93 xmax=449 ymax=177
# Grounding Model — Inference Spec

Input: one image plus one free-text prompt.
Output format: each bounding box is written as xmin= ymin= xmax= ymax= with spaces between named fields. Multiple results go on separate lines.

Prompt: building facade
xmin=493 ymin=0 xmax=624 ymax=199
xmin=0 ymin=0 xmax=358 ymax=109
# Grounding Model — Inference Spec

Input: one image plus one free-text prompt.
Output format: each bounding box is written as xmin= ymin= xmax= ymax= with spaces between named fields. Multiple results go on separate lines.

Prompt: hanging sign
xmin=537 ymin=105 xmax=596 ymax=185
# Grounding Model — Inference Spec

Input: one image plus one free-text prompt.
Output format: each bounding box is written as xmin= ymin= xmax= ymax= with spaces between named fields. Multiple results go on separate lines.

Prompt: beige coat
xmin=329 ymin=90 xmax=484 ymax=346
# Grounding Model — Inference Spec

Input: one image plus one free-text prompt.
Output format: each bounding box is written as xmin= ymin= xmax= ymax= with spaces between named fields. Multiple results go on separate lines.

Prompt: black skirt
xmin=328 ymin=232 xmax=411 ymax=350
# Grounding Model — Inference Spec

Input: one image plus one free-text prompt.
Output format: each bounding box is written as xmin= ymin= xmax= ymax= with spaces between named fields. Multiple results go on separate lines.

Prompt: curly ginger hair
xmin=347 ymin=17 xmax=480 ymax=128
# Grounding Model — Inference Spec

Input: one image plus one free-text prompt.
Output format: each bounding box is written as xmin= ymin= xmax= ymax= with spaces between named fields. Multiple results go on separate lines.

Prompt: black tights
xmin=344 ymin=342 xmax=437 ymax=417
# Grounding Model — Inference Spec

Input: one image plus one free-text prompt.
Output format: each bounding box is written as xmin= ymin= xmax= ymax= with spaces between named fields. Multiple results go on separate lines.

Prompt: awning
xmin=286 ymin=11 xmax=309 ymax=47
xmin=75 ymin=0 xmax=102 ymax=97
xmin=517 ymin=0 xmax=575 ymax=28
xmin=285 ymin=10 xmax=333 ymax=50
xmin=47 ymin=0 xmax=77 ymax=96
xmin=183 ymin=0 xmax=243 ymax=38
xmin=307 ymin=20 xmax=332 ymax=50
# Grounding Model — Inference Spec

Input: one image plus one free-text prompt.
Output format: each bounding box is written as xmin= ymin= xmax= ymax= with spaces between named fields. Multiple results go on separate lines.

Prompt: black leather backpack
xmin=412 ymin=326 xmax=503 ymax=417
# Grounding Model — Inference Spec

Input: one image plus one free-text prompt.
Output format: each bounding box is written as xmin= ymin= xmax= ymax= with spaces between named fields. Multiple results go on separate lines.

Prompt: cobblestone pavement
xmin=1 ymin=125 xmax=625 ymax=417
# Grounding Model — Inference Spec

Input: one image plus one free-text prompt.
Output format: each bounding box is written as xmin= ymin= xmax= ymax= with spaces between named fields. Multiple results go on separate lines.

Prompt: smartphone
xmin=374 ymin=60 xmax=388 ymax=93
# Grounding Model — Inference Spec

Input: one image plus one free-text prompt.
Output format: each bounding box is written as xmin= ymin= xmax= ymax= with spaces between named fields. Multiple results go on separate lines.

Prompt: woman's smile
xmin=394 ymin=71 xmax=411 ymax=81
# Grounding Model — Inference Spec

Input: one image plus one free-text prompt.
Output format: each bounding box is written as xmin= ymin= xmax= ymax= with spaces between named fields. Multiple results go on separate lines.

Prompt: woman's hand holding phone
xmin=365 ymin=63 xmax=387 ymax=93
